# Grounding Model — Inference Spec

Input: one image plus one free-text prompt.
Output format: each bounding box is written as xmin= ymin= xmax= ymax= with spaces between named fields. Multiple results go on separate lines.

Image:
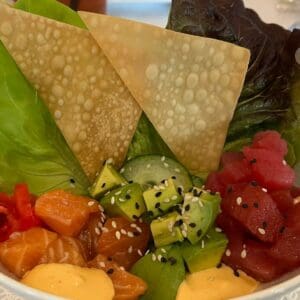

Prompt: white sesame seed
xmin=182 ymin=223 xmax=188 ymax=231
xmin=171 ymin=195 xmax=178 ymax=201
xmin=112 ymin=221 xmax=117 ymax=228
xmin=102 ymin=227 xmax=109 ymax=233
xmin=215 ymin=227 xmax=222 ymax=233
xmin=106 ymin=158 xmax=113 ymax=164
xmin=157 ymin=255 xmax=162 ymax=262
xmin=163 ymin=198 xmax=170 ymax=203
xmin=115 ymin=231 xmax=121 ymax=240
xmin=120 ymin=266 xmax=125 ymax=271
xmin=182 ymin=230 xmax=188 ymax=238
xmin=262 ymin=188 xmax=268 ymax=193
xmin=121 ymin=229 xmax=127 ymax=235
xmin=139 ymin=218 xmax=143 ymax=223
xmin=236 ymin=197 xmax=242 ymax=205
xmin=225 ymin=249 xmax=231 ymax=257
xmin=154 ymin=185 xmax=160 ymax=191
xmin=161 ymin=248 xmax=167 ymax=254
xmin=130 ymin=223 xmax=137 ymax=228
xmin=294 ymin=197 xmax=300 ymax=205
xmin=138 ymin=249 xmax=143 ymax=256
xmin=127 ymin=231 xmax=134 ymax=238
xmin=258 ymin=228 xmax=266 ymax=235
xmin=164 ymin=163 xmax=169 ymax=168
xmin=241 ymin=249 xmax=247 ymax=259
xmin=88 ymin=201 xmax=95 ymax=207
xmin=283 ymin=160 xmax=287 ymax=166
xmin=121 ymin=182 xmax=127 ymax=186
xmin=152 ymin=254 xmax=157 ymax=261
xmin=95 ymin=227 xmax=101 ymax=235
xmin=120 ymin=168 xmax=125 ymax=174
xmin=128 ymin=246 xmax=133 ymax=253
xmin=147 ymin=164 xmax=151 ymax=169
xmin=111 ymin=197 xmax=115 ymax=205
xmin=98 ymin=222 xmax=103 ymax=228
xmin=175 ymin=168 xmax=181 ymax=173
xmin=201 ymin=240 xmax=205 ymax=249
xmin=115 ymin=191 xmax=121 ymax=195
xmin=145 ymin=249 xmax=150 ymax=255
xmin=136 ymin=226 xmax=143 ymax=233
xmin=192 ymin=197 xmax=199 ymax=202
xmin=185 ymin=194 xmax=193 ymax=200
xmin=199 ymin=200 xmax=204 ymax=207
xmin=165 ymin=180 xmax=169 ymax=187
xmin=161 ymin=156 xmax=166 ymax=162
xmin=119 ymin=198 xmax=126 ymax=202
xmin=98 ymin=205 xmax=104 ymax=212
xmin=99 ymin=262 xmax=106 ymax=268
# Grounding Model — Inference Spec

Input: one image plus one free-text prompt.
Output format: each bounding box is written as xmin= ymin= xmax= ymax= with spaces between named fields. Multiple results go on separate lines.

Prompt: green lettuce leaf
xmin=14 ymin=0 xmax=86 ymax=28
xmin=167 ymin=0 xmax=298 ymax=142
xmin=0 ymin=41 xmax=89 ymax=195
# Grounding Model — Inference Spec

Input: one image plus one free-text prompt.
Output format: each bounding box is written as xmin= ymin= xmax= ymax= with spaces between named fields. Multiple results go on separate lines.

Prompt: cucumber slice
xmin=122 ymin=155 xmax=192 ymax=191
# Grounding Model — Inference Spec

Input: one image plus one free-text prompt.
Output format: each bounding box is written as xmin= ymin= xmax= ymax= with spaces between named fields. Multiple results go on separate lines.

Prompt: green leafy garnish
xmin=0 ymin=42 xmax=89 ymax=195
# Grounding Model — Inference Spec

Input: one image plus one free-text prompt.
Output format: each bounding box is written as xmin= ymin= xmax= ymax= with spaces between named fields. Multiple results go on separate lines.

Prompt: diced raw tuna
xmin=252 ymin=131 xmax=288 ymax=157
xmin=243 ymin=147 xmax=295 ymax=191
xmin=270 ymin=190 xmax=294 ymax=214
xmin=205 ymin=172 xmax=226 ymax=197
xmin=222 ymin=183 xmax=284 ymax=243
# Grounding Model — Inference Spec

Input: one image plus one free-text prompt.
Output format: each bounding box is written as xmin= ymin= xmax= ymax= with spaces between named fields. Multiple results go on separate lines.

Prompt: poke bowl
xmin=0 ymin=0 xmax=299 ymax=299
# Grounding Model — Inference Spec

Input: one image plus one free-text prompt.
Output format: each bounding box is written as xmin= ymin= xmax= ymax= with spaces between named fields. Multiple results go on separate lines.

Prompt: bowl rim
xmin=0 ymin=268 xmax=300 ymax=300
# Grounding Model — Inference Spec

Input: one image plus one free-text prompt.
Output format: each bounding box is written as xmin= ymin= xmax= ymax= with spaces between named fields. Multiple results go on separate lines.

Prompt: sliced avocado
xmin=131 ymin=245 xmax=185 ymax=300
xmin=182 ymin=189 xmax=221 ymax=244
xmin=150 ymin=212 xmax=184 ymax=248
xmin=122 ymin=155 xmax=192 ymax=191
xmin=180 ymin=228 xmax=228 ymax=273
xmin=89 ymin=164 xmax=127 ymax=199
xmin=100 ymin=183 xmax=146 ymax=221
xmin=143 ymin=178 xmax=183 ymax=218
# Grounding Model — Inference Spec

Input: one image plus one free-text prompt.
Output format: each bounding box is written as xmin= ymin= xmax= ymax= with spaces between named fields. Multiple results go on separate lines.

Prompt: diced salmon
xmin=35 ymin=190 xmax=99 ymax=237
xmin=98 ymin=217 xmax=151 ymax=270
xmin=78 ymin=212 xmax=106 ymax=260
xmin=39 ymin=236 xmax=87 ymax=267
xmin=0 ymin=227 xmax=57 ymax=278
xmin=88 ymin=254 xmax=147 ymax=300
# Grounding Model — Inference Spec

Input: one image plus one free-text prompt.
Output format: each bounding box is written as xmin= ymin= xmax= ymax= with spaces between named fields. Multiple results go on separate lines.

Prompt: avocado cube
xmin=151 ymin=212 xmax=184 ymax=248
xmin=100 ymin=183 xmax=146 ymax=221
xmin=143 ymin=178 xmax=183 ymax=218
xmin=182 ymin=189 xmax=221 ymax=245
xmin=90 ymin=164 xmax=127 ymax=199
xmin=180 ymin=228 xmax=228 ymax=273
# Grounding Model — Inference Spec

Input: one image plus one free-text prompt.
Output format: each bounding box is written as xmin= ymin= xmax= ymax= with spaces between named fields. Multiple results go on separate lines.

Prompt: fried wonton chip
xmin=79 ymin=12 xmax=250 ymax=174
xmin=0 ymin=5 xmax=141 ymax=180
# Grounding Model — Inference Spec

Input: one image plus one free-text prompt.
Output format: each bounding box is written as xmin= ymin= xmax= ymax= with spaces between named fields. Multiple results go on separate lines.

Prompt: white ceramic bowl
xmin=0 ymin=264 xmax=300 ymax=300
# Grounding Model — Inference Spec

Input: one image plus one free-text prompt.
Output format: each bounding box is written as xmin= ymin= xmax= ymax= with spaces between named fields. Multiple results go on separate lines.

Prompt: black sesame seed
xmin=216 ymin=262 xmax=222 ymax=269
xmin=70 ymin=178 xmax=76 ymax=184
xmin=133 ymin=231 xmax=140 ymax=236
xmin=171 ymin=176 xmax=177 ymax=180
xmin=251 ymin=181 xmax=258 ymax=187
xmin=155 ymin=192 xmax=162 ymax=198
xmin=107 ymin=268 xmax=114 ymax=275
xmin=234 ymin=270 xmax=240 ymax=277
xmin=197 ymin=229 xmax=202 ymax=237
xmin=158 ymin=208 xmax=164 ymax=214
xmin=101 ymin=182 xmax=106 ymax=188
xmin=253 ymin=202 xmax=259 ymax=208
xmin=132 ymin=214 xmax=139 ymax=220
xmin=102 ymin=160 xmax=107 ymax=166
xmin=174 ymin=219 xmax=183 ymax=227
xmin=125 ymin=194 xmax=131 ymax=200
xmin=128 ymin=180 xmax=133 ymax=184
xmin=210 ymin=191 xmax=216 ymax=196
xmin=161 ymin=179 xmax=167 ymax=184
xmin=250 ymin=158 xmax=257 ymax=164
xmin=189 ymin=223 xmax=196 ymax=228
xmin=107 ymin=257 xmax=113 ymax=261
xmin=169 ymin=257 xmax=177 ymax=265
xmin=135 ymin=202 xmax=140 ymax=210
xmin=155 ymin=202 xmax=161 ymax=209
xmin=161 ymin=257 xmax=168 ymax=263
xmin=242 ymin=203 xmax=248 ymax=209
xmin=185 ymin=204 xmax=190 ymax=211
xmin=177 ymin=187 xmax=183 ymax=195
xmin=262 ymin=221 xmax=267 ymax=229
xmin=280 ymin=226 xmax=285 ymax=234
xmin=192 ymin=189 xmax=198 ymax=197
xmin=188 ymin=187 xmax=193 ymax=192
xmin=227 ymin=186 xmax=233 ymax=193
